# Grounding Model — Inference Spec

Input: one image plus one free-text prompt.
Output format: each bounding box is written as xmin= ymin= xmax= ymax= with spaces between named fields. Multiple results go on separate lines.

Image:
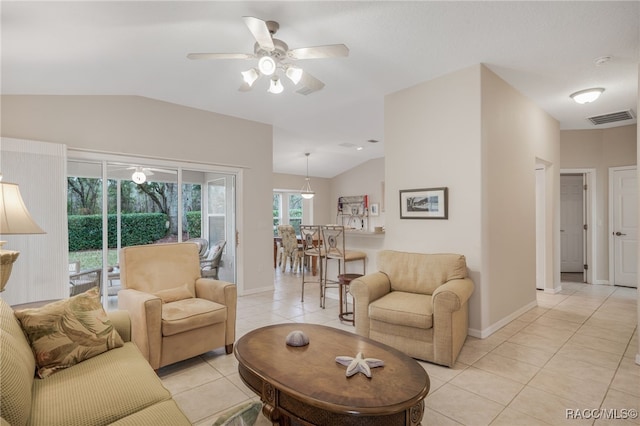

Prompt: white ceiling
xmin=2 ymin=1 xmax=638 ymax=178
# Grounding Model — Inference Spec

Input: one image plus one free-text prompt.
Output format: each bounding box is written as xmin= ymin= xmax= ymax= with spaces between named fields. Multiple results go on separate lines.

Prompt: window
xmin=274 ymin=191 xmax=304 ymax=235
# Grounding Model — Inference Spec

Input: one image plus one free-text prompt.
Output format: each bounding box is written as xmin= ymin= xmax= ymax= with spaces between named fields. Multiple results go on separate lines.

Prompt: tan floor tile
xmin=425 ymin=383 xmax=504 ymax=426
xmin=541 ymin=308 xmax=590 ymax=325
xmin=567 ymin=333 xmax=629 ymax=356
xmin=158 ymin=357 xmax=223 ymax=395
xmin=456 ymin=342 xmax=490 ymax=365
xmin=490 ymin=341 xmax=555 ymax=367
xmin=532 ymin=314 xmax=582 ymax=333
xmin=172 ymin=377 xmax=250 ymax=424
xmin=600 ymin=388 xmax=640 ymax=425
xmin=508 ymin=386 xmax=591 ymax=425
xmin=521 ymin=322 xmax=576 ymax=343
xmin=422 ymin=407 xmax=463 ymax=425
xmin=576 ymin=323 xmax=635 ymax=344
xmin=544 ymin=353 xmax=617 ymax=385
xmin=201 ymin=350 xmax=239 ymax=376
xmin=419 ymin=360 xmax=468 ymax=382
xmin=490 ymin=407 xmax=552 ymax=426
xmin=507 ymin=331 xmax=566 ymax=354
xmin=473 ymin=352 xmax=540 ymax=384
xmin=528 ymin=369 xmax=609 ymax=407
xmin=610 ymin=357 xmax=640 ymax=397
xmin=450 ymin=366 xmax=525 ymax=405
xmin=557 ymin=342 xmax=623 ymax=370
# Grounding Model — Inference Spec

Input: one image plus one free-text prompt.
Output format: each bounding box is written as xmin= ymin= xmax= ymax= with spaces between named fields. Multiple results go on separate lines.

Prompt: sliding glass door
xmin=68 ymin=157 xmax=237 ymax=309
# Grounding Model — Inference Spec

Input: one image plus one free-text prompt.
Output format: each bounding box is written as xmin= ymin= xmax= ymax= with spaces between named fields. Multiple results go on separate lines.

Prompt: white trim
xmin=560 ymin=168 xmax=596 ymax=285
xmin=468 ymin=300 xmax=538 ymax=338
xmin=544 ymin=285 xmax=562 ymax=294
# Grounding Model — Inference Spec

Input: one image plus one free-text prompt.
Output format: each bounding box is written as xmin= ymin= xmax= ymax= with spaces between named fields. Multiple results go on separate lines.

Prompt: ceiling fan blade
xmin=296 ymin=70 xmax=325 ymax=95
xmin=187 ymin=53 xmax=254 ymax=60
xmin=288 ymin=44 xmax=349 ymax=60
xmin=242 ymin=16 xmax=275 ymax=51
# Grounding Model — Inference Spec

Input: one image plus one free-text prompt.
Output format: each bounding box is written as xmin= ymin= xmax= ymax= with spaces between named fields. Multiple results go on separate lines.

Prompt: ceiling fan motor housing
xmin=254 ymin=39 xmax=289 ymax=62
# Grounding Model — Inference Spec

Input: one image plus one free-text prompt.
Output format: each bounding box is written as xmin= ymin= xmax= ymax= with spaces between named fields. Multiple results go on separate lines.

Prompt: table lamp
xmin=0 ymin=181 xmax=45 ymax=292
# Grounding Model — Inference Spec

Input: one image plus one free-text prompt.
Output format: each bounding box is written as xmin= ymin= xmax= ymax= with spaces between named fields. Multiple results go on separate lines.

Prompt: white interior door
xmin=560 ymin=175 xmax=584 ymax=273
xmin=611 ymin=167 xmax=637 ymax=287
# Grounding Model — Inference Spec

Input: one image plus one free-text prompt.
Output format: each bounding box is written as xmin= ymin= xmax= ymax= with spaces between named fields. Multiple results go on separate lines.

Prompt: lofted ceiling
xmin=2 ymin=1 xmax=638 ymax=178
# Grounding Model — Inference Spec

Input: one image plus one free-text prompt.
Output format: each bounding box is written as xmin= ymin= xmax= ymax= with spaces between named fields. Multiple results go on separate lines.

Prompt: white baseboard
xmin=544 ymin=285 xmax=562 ymax=294
xmin=468 ymin=300 xmax=538 ymax=339
xmin=238 ymin=284 xmax=274 ymax=297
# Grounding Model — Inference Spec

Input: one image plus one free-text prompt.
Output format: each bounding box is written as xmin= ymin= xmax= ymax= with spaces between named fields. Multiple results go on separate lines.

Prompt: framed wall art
xmin=369 ymin=203 xmax=380 ymax=216
xmin=399 ymin=187 xmax=448 ymax=219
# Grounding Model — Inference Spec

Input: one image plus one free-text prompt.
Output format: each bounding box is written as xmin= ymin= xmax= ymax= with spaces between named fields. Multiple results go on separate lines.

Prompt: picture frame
xmin=370 ymin=203 xmax=380 ymax=216
xmin=399 ymin=187 xmax=448 ymax=219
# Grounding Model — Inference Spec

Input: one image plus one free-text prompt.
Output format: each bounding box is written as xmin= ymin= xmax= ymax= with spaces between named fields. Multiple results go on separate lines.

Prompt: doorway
xmin=609 ymin=166 xmax=637 ymax=288
xmin=560 ymin=169 xmax=595 ymax=284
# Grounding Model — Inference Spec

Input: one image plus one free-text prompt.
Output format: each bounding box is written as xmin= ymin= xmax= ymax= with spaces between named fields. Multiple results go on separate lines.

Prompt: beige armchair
xmin=350 ymin=250 xmax=474 ymax=367
xmin=118 ymin=242 xmax=236 ymax=370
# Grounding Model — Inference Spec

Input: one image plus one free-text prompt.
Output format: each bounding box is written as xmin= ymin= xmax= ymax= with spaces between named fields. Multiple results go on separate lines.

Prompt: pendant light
xmin=301 ymin=153 xmax=315 ymax=199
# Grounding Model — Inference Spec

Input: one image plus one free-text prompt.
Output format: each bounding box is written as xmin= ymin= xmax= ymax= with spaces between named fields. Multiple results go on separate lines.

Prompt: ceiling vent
xmin=587 ymin=109 xmax=635 ymax=125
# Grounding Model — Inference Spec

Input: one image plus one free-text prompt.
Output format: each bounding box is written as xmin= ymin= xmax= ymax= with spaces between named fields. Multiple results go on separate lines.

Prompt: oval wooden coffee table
xmin=235 ymin=323 xmax=430 ymax=426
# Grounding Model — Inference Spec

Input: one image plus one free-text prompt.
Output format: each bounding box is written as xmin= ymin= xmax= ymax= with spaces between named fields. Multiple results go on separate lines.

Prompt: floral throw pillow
xmin=14 ymin=287 xmax=124 ymax=378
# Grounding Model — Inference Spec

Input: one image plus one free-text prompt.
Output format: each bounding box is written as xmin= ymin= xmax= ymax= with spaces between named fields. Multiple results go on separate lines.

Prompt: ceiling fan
xmin=108 ymin=166 xmax=177 ymax=184
xmin=187 ymin=16 xmax=349 ymax=95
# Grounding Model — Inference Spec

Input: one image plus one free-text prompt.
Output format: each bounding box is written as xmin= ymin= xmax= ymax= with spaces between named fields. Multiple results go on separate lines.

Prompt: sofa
xmin=350 ymin=250 xmax=474 ymax=367
xmin=0 ymin=295 xmax=191 ymax=426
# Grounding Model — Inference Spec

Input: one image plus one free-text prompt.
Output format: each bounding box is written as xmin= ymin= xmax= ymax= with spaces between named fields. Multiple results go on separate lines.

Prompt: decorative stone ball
xmin=285 ymin=330 xmax=309 ymax=347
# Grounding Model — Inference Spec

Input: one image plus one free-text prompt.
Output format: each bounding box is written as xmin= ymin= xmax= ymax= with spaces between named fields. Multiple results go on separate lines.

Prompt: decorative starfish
xmin=335 ymin=352 xmax=384 ymax=378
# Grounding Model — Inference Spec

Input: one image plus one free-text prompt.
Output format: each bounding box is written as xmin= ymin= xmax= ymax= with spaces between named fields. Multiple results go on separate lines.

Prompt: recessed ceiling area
xmin=1 ymin=1 xmax=638 ymax=178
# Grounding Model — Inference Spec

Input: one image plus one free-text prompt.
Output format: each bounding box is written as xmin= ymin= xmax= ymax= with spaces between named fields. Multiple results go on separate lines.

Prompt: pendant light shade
xmin=241 ymin=68 xmax=260 ymax=87
xmin=301 ymin=153 xmax=315 ymax=199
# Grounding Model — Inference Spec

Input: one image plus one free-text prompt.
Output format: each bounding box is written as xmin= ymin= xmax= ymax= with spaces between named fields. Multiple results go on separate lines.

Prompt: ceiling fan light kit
xmin=570 ymin=87 xmax=604 ymax=104
xmin=188 ymin=16 xmax=349 ymax=96
xmin=131 ymin=168 xmax=147 ymax=184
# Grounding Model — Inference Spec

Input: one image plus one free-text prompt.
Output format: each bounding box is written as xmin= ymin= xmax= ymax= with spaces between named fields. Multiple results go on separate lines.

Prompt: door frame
xmin=608 ymin=165 xmax=637 ymax=287
xmin=560 ymin=168 xmax=596 ymax=284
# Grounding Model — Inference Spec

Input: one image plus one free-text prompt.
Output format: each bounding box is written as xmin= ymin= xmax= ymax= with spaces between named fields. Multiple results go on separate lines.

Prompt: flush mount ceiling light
xmin=570 ymin=88 xmax=605 ymax=104
xmin=300 ymin=153 xmax=315 ymax=199
xmin=187 ymin=16 xmax=349 ymax=95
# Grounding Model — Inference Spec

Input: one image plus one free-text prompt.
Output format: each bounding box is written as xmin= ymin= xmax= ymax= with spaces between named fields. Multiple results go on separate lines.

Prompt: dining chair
xmin=299 ymin=225 xmax=324 ymax=304
xmin=277 ymin=225 xmax=302 ymax=273
xmin=320 ymin=225 xmax=366 ymax=321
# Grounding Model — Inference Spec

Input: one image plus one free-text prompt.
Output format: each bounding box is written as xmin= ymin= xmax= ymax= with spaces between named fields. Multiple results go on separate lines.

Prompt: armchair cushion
xmin=153 ymin=283 xmax=195 ymax=304
xmin=378 ymin=251 xmax=467 ymax=295
xmin=369 ymin=292 xmax=433 ymax=329
xmin=14 ymin=287 xmax=124 ymax=378
xmin=161 ymin=299 xmax=227 ymax=336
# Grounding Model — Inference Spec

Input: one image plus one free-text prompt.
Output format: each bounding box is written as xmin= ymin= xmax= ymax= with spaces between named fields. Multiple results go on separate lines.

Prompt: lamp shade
xmin=0 ymin=182 xmax=45 ymax=235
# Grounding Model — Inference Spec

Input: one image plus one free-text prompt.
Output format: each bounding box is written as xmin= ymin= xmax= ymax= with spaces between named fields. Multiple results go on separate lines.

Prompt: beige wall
xmin=481 ymin=65 xmax=561 ymax=328
xmin=385 ymin=65 xmax=484 ymax=332
xmin=1 ymin=95 xmax=274 ymax=295
xmin=560 ymin=125 xmax=637 ymax=283
xmin=385 ymin=64 xmax=560 ymax=336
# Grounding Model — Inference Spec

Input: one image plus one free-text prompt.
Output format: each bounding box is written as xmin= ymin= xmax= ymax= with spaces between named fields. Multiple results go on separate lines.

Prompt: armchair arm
xmin=117 ymin=288 xmax=163 ymax=369
xmin=349 ymin=272 xmax=391 ymax=338
xmin=431 ymin=277 xmax=474 ymax=367
xmin=107 ymin=310 xmax=131 ymax=342
xmin=195 ymin=278 xmax=237 ymax=348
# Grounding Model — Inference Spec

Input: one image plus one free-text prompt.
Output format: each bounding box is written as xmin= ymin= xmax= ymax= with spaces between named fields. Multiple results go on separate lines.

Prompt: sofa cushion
xmin=369 ymin=291 xmax=433 ymax=329
xmin=107 ymin=399 xmax=191 ymax=426
xmin=377 ymin=251 xmax=467 ymax=295
xmin=153 ymin=283 xmax=195 ymax=304
xmin=161 ymin=298 xmax=227 ymax=336
xmin=0 ymin=299 xmax=36 ymax=426
xmin=14 ymin=287 xmax=124 ymax=378
xmin=29 ymin=342 xmax=174 ymax=426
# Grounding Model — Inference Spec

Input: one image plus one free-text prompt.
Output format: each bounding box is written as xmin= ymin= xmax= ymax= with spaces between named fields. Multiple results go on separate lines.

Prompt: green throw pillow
xmin=15 ymin=287 xmax=124 ymax=378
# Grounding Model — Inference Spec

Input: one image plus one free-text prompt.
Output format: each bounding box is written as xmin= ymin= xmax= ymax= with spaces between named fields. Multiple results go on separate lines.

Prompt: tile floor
xmin=153 ymin=269 xmax=638 ymax=426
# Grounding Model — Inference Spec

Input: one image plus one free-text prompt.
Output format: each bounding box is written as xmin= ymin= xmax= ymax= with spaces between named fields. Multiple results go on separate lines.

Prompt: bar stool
xmin=299 ymin=225 xmax=324 ymax=304
xmin=320 ymin=225 xmax=366 ymax=320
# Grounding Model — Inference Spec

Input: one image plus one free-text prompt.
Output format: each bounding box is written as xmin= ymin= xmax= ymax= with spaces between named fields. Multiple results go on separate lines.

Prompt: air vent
xmin=587 ymin=109 xmax=635 ymax=125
